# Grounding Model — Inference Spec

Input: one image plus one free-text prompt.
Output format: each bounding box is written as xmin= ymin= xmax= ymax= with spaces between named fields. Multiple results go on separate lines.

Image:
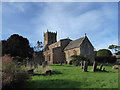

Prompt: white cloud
xmin=2 ymin=2 xmax=30 ymax=16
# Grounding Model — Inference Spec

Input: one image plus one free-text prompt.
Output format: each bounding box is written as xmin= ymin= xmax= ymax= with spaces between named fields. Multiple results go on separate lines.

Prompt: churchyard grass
xmin=24 ymin=64 xmax=119 ymax=88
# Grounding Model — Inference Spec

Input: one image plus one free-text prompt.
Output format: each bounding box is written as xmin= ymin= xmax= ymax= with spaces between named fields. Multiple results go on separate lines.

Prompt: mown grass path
xmin=24 ymin=64 xmax=118 ymax=88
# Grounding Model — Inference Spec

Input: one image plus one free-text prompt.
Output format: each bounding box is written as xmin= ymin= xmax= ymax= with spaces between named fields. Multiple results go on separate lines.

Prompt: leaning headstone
xmin=42 ymin=61 xmax=48 ymax=68
xmin=102 ymin=67 xmax=106 ymax=72
xmin=29 ymin=61 xmax=33 ymax=69
xmin=99 ymin=64 xmax=103 ymax=71
xmin=83 ymin=61 xmax=88 ymax=72
xmin=60 ymin=61 xmax=62 ymax=65
xmin=34 ymin=62 xmax=38 ymax=69
xmin=65 ymin=61 xmax=68 ymax=64
xmin=81 ymin=61 xmax=83 ymax=69
xmin=92 ymin=61 xmax=97 ymax=72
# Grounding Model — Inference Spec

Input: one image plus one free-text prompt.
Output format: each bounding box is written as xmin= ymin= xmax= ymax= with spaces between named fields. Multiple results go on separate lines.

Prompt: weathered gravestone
xmin=42 ymin=61 xmax=48 ymax=68
xmin=81 ymin=61 xmax=83 ymax=69
xmin=83 ymin=61 xmax=88 ymax=72
xmin=65 ymin=61 xmax=68 ymax=64
xmin=102 ymin=67 xmax=106 ymax=72
xmin=34 ymin=61 xmax=39 ymax=69
xmin=29 ymin=61 xmax=33 ymax=69
xmin=99 ymin=64 xmax=103 ymax=71
xmin=92 ymin=61 xmax=97 ymax=72
xmin=60 ymin=61 xmax=62 ymax=65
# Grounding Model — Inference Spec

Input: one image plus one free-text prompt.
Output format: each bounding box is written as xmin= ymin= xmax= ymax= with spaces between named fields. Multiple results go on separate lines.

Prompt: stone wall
xmin=64 ymin=47 xmax=80 ymax=63
xmin=44 ymin=39 xmax=71 ymax=64
xmin=53 ymin=47 xmax=65 ymax=63
xmin=43 ymin=49 xmax=54 ymax=64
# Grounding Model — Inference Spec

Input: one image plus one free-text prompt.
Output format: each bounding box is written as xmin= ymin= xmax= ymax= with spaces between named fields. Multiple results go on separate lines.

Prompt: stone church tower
xmin=44 ymin=30 xmax=57 ymax=50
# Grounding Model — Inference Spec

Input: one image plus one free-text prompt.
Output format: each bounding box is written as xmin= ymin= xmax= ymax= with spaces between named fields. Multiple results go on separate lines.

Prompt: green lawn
xmin=24 ymin=64 xmax=119 ymax=88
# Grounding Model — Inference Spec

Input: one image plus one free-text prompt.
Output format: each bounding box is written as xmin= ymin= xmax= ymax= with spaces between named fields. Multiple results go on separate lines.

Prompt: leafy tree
xmin=96 ymin=49 xmax=112 ymax=57
xmin=108 ymin=45 xmax=115 ymax=52
xmin=95 ymin=49 xmax=116 ymax=63
xmin=108 ymin=45 xmax=120 ymax=53
xmin=34 ymin=41 xmax=43 ymax=52
xmin=2 ymin=34 xmax=33 ymax=60
xmin=94 ymin=51 xmax=97 ymax=56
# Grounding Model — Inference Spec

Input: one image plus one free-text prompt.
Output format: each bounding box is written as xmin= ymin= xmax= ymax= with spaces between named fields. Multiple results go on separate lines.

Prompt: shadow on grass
xmin=49 ymin=64 xmax=65 ymax=66
xmin=49 ymin=64 xmax=82 ymax=67
xmin=106 ymin=71 xmax=118 ymax=73
xmin=33 ymin=70 xmax=63 ymax=76
xmin=25 ymin=79 xmax=83 ymax=88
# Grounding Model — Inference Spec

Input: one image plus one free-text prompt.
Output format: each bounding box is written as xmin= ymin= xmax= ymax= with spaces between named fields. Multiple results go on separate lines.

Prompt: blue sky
xmin=2 ymin=2 xmax=118 ymax=50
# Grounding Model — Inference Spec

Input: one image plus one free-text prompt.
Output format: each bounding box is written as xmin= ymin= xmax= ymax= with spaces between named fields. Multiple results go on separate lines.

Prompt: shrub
xmin=95 ymin=49 xmax=116 ymax=63
xmin=69 ymin=60 xmax=73 ymax=65
xmin=69 ymin=59 xmax=80 ymax=66
xmin=70 ymin=54 xmax=89 ymax=66
xmin=2 ymin=55 xmax=30 ymax=88
xmin=95 ymin=56 xmax=116 ymax=63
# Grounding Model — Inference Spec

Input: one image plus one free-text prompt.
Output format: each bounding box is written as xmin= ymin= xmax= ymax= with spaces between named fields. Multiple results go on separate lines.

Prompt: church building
xmin=43 ymin=30 xmax=95 ymax=64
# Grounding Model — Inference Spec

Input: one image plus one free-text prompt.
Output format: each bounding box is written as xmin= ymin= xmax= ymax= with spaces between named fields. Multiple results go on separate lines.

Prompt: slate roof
xmin=64 ymin=37 xmax=86 ymax=51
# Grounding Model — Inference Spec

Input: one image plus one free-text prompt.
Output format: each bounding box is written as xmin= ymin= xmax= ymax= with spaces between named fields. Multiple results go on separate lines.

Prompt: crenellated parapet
xmin=44 ymin=29 xmax=57 ymax=36
xmin=44 ymin=29 xmax=57 ymax=50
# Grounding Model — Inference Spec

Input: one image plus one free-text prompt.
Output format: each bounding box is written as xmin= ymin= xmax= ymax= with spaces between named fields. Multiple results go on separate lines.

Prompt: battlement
xmin=44 ymin=30 xmax=57 ymax=35
xmin=44 ymin=29 xmax=57 ymax=48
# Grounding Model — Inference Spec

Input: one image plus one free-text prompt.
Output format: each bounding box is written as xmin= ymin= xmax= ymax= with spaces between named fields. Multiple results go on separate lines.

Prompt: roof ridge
xmin=64 ymin=36 xmax=86 ymax=51
xmin=72 ymin=36 xmax=85 ymax=41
